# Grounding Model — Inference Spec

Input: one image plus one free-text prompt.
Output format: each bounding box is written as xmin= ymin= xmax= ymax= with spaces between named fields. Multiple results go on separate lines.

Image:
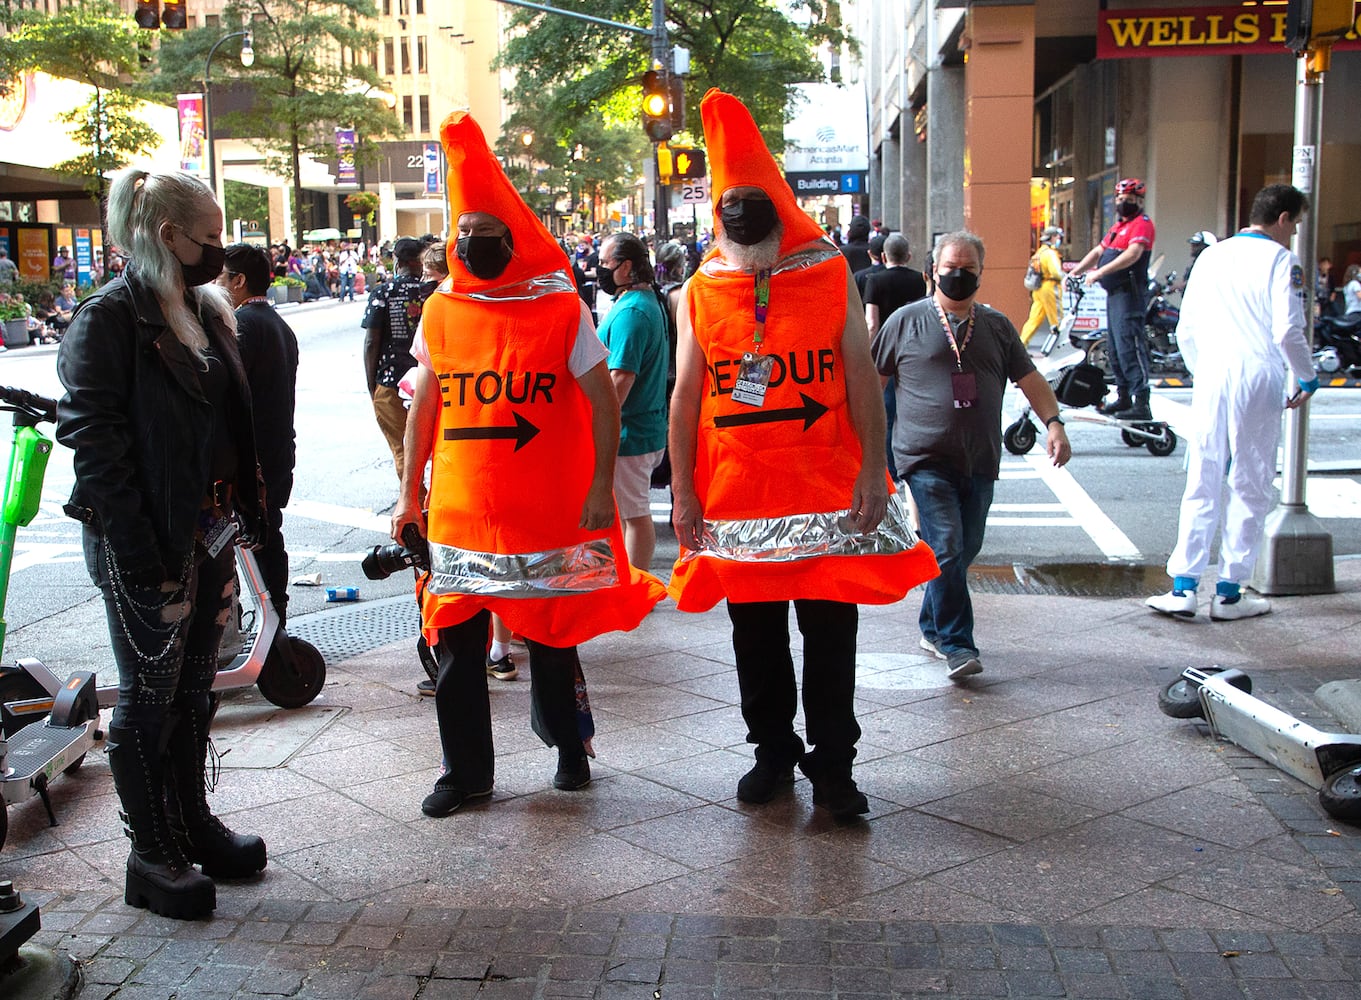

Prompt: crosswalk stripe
xmin=1023 ymin=453 xmax=1142 ymax=560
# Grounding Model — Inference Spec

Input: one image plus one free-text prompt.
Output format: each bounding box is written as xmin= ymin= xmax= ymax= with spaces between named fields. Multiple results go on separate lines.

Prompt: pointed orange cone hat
xmin=700 ymin=88 xmax=827 ymax=256
xmin=439 ymin=110 xmax=569 ymax=292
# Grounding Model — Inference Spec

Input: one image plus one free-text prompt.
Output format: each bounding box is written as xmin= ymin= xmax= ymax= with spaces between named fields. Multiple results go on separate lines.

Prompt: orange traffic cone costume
xmin=418 ymin=110 xmax=664 ymax=647
xmin=667 ymin=89 xmax=938 ymax=612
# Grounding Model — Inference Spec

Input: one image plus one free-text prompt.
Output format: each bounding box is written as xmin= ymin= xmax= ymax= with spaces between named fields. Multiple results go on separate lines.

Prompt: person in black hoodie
xmin=57 ymin=167 xmax=268 ymax=921
xmin=840 ymin=215 xmax=874 ymax=273
xmin=220 ymin=243 xmax=299 ymax=626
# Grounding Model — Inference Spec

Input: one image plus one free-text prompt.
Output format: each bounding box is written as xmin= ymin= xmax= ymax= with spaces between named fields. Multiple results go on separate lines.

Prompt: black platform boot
xmin=165 ymin=697 xmax=267 ymax=879
xmin=1096 ymin=389 xmax=1131 ymax=415
xmin=1111 ymin=388 xmax=1152 ymax=422
xmin=106 ymin=724 xmax=216 ymax=920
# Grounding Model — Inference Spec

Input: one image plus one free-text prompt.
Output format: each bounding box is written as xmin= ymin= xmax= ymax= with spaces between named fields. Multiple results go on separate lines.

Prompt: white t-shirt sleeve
xmin=411 ymin=321 xmax=431 ymax=370
xmin=568 ymin=298 xmax=609 ymax=377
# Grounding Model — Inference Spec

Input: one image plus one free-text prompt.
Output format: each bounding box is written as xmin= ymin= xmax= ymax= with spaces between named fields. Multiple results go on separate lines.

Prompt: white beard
xmin=715 ymin=222 xmax=784 ymax=273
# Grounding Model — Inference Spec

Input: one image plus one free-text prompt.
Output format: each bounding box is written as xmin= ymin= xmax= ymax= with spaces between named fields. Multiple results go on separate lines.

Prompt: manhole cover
xmin=968 ymin=562 xmax=1168 ymax=598
xmin=287 ymin=595 xmax=418 ymax=661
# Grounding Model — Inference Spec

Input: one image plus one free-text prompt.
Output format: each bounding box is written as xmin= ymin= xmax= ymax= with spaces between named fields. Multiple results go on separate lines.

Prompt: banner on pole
xmin=336 ymin=128 xmax=357 ymax=185
xmin=177 ymin=94 xmax=206 ymax=175
xmin=423 ymin=141 xmax=441 ymax=195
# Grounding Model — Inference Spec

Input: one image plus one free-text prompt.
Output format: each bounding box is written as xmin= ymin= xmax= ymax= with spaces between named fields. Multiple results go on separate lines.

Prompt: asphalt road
xmin=2 ymin=297 xmax=1358 ymax=676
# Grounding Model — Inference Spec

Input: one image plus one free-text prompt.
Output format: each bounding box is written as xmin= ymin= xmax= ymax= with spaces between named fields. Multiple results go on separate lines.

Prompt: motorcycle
xmin=1069 ymin=271 xmax=1189 ymax=382
xmin=1313 ymin=311 xmax=1361 ymax=376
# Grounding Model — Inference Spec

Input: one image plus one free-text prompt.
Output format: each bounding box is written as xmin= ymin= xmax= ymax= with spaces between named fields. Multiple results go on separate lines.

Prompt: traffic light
xmin=134 ymin=0 xmax=159 ymax=29
xmin=1285 ymin=0 xmax=1357 ymax=52
xmin=161 ymin=0 xmax=187 ymax=29
xmin=641 ymin=70 xmax=672 ymax=143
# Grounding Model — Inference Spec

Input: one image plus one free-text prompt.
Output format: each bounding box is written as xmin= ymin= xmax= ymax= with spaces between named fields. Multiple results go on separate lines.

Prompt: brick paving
xmin=5 ymin=561 xmax=1361 ymax=998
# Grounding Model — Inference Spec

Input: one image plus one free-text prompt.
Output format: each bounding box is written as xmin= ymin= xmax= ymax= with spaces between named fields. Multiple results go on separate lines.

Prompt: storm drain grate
xmin=968 ymin=563 xmax=1167 ymax=598
xmin=287 ymin=596 xmax=417 ymax=661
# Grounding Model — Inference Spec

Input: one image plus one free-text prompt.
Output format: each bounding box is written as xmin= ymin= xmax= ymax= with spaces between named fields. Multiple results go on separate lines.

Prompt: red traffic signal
xmin=134 ymin=0 xmax=159 ymax=29
xmin=161 ymin=0 xmax=187 ymax=29
xmin=641 ymin=70 xmax=673 ymax=143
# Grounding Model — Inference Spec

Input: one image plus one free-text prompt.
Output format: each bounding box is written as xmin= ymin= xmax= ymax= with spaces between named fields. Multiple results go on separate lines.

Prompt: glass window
xmin=416 ymin=0 xmax=424 ymax=12
xmin=417 ymin=36 xmax=427 ymax=73
xmin=419 ymin=95 xmax=429 ymax=135
xmin=384 ymin=38 xmax=394 ymax=75
xmin=403 ymin=96 xmax=414 ymax=133
xmin=401 ymin=38 xmax=410 ymax=74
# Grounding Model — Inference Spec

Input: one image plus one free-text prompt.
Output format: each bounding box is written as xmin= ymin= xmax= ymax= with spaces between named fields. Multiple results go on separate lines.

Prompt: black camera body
xmin=362 ymin=523 xmax=431 ymax=580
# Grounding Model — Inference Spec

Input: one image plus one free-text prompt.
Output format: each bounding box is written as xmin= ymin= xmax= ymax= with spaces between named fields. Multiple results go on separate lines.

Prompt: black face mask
xmin=936 ymin=268 xmax=980 ymax=302
xmin=177 ymin=234 xmax=225 ymax=287
xmin=455 ymin=235 xmax=512 ymax=280
xmin=596 ymin=261 xmax=622 ymax=296
xmin=720 ymin=197 xmax=778 ymax=246
xmin=1117 ymin=200 xmax=1141 ymax=221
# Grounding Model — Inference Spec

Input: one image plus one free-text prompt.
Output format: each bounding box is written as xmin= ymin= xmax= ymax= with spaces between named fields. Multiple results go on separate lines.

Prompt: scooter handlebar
xmin=0 ymin=385 xmax=58 ymax=423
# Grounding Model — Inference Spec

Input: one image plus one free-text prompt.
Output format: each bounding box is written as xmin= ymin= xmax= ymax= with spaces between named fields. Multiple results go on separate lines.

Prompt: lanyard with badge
xmin=935 ymin=299 xmax=977 ymax=408
xmin=731 ymin=269 xmax=774 ymax=407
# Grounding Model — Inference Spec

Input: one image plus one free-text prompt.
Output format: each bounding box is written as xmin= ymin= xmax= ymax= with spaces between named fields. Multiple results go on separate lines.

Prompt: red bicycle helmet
xmin=1115 ymin=177 xmax=1146 ymax=198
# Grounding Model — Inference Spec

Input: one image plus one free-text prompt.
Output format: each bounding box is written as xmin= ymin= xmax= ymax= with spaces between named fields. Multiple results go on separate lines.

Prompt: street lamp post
xmin=204 ymin=30 xmax=254 ymax=207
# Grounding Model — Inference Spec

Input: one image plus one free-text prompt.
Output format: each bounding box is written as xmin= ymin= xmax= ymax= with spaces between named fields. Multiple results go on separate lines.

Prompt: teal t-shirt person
xmin=597 ymin=287 xmax=669 ymax=455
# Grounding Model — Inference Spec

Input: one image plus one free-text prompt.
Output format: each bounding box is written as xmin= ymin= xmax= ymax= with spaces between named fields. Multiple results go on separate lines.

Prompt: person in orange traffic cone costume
xmin=668 ymin=89 xmax=939 ymax=818
xmin=391 ymin=110 xmax=665 ymax=817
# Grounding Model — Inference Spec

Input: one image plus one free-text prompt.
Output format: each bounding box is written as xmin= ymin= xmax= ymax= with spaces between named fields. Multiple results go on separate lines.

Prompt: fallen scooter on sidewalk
xmin=1159 ymin=666 xmax=1361 ymax=823
xmin=0 ymin=385 xmax=326 ymax=851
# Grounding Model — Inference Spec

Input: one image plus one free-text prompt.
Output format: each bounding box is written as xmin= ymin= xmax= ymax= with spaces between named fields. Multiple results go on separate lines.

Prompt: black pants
xmin=727 ymin=599 xmax=860 ymax=773
xmin=254 ymin=506 xmax=289 ymax=626
xmin=83 ymin=527 xmax=236 ymax=732
xmin=432 ymin=609 xmax=585 ymax=791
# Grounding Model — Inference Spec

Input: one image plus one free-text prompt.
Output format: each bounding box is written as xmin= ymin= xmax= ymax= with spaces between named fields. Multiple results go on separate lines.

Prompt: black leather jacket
xmin=56 ymin=268 xmax=264 ymax=579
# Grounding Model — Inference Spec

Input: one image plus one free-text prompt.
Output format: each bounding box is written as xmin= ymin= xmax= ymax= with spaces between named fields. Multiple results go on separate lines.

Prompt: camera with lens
xmin=362 ymin=523 xmax=430 ymax=580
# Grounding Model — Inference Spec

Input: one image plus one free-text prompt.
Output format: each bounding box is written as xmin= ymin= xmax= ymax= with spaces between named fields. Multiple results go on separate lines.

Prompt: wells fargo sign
xmin=1097 ymin=4 xmax=1361 ymax=58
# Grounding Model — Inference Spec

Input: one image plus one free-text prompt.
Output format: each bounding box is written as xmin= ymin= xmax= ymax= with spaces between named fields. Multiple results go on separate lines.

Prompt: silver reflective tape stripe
xmin=699 ymin=239 xmax=844 ymax=279
xmin=684 ymin=491 xmax=918 ymax=564
xmin=457 ymin=269 xmax=578 ymax=302
xmin=426 ymin=537 xmax=619 ymax=597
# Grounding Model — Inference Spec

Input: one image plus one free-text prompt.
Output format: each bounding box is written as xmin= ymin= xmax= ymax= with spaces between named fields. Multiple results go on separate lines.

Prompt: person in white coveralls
xmin=1147 ymin=183 xmax=1318 ymax=621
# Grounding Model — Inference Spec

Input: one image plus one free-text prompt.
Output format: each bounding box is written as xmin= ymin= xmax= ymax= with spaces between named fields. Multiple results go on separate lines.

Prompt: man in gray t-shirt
xmin=871 ymin=231 xmax=1070 ymax=682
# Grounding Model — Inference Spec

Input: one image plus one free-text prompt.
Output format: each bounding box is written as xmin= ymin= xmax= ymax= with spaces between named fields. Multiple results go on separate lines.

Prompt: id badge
xmin=201 ymin=512 xmax=238 ymax=558
xmin=951 ymin=371 xmax=977 ymax=409
xmin=731 ymin=352 xmax=775 ymax=408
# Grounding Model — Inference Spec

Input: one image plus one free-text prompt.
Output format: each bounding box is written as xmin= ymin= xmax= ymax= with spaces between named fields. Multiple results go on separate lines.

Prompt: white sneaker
xmin=919 ymin=636 xmax=947 ymax=660
xmin=1147 ymin=590 xmax=1198 ymax=618
xmin=1210 ymin=593 xmax=1271 ymax=621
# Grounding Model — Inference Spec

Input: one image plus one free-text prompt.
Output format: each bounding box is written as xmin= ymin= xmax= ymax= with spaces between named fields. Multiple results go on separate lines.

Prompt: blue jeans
xmin=340 ymin=272 xmax=356 ymax=301
xmin=907 ymin=466 xmax=994 ymax=660
xmin=1105 ymin=286 xmax=1149 ymax=396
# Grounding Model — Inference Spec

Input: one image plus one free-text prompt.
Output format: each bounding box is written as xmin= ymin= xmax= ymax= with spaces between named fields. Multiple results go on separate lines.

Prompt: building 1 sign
xmin=786 ymin=171 xmax=868 ymax=196
xmin=1097 ymin=5 xmax=1361 ymax=58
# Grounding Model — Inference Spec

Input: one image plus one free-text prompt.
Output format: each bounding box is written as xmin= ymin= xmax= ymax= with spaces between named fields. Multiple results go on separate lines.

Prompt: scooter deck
xmin=1 ymin=720 xmax=97 ymax=797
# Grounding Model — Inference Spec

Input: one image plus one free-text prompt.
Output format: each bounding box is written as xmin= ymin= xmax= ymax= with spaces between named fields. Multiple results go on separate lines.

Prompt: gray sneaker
xmin=946 ymin=654 xmax=983 ymax=681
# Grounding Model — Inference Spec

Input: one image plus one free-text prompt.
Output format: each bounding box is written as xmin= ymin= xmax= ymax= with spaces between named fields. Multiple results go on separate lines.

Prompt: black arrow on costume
xmin=713 ymin=393 xmax=829 ymax=431
xmin=444 ymin=411 xmax=541 ymax=451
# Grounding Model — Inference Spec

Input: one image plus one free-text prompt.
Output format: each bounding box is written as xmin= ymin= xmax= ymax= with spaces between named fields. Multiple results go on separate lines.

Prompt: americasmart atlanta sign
xmin=1097 ymin=5 xmax=1361 ymax=58
xmin=784 ymin=83 xmax=868 ymax=197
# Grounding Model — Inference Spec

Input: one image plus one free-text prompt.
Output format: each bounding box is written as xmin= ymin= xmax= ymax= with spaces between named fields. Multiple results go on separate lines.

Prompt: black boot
xmin=799 ymin=755 xmax=869 ymax=819
xmin=165 ymin=697 xmax=267 ymax=879
xmin=106 ymin=724 xmax=216 ymax=920
xmin=1096 ymin=389 xmax=1131 ymax=415
xmin=1111 ymin=389 xmax=1152 ymax=422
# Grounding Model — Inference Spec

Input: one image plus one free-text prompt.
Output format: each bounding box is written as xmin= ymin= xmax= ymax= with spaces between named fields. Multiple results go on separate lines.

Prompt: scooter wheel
xmin=1157 ymin=677 xmax=1206 ymax=720
xmin=1003 ymin=419 xmax=1037 ymax=455
xmin=1319 ymin=765 xmax=1361 ymax=823
xmin=257 ymin=637 xmax=327 ymax=709
xmin=1146 ymin=426 xmax=1177 ymax=457
xmin=1120 ymin=429 xmax=1142 ymax=447
xmin=62 ymin=694 xmax=97 ymax=775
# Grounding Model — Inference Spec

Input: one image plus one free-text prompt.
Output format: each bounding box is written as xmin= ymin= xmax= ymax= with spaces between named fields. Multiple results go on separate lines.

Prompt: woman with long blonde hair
xmin=56 ymin=168 xmax=268 ymax=920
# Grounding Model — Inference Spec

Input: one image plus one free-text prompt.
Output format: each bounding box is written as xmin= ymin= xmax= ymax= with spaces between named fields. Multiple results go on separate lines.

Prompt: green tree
xmin=150 ymin=0 xmax=402 ymax=244
xmin=499 ymin=1 xmax=849 ymax=151
xmin=6 ymin=1 xmax=162 ymax=243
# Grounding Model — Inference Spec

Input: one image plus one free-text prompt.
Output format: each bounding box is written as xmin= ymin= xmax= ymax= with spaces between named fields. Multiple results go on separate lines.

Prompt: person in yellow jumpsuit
xmin=1020 ymin=227 xmax=1065 ymax=346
